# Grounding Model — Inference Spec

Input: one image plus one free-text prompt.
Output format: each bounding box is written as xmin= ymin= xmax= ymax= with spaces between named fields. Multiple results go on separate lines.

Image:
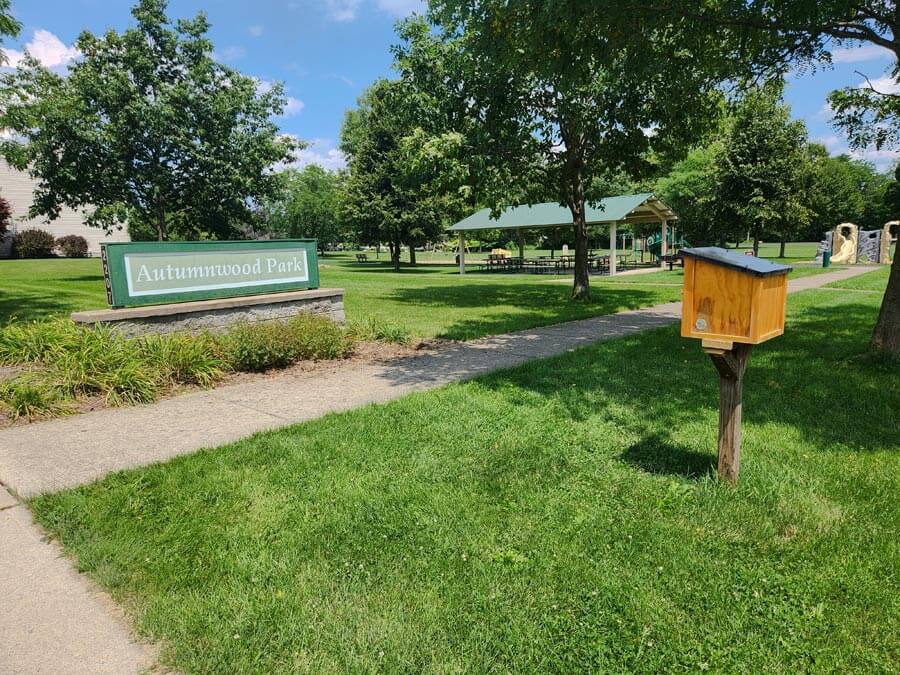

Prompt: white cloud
xmin=831 ymin=44 xmax=894 ymax=64
xmin=282 ymin=97 xmax=305 ymax=116
xmin=326 ymin=0 xmax=360 ymax=21
xmin=857 ymin=74 xmax=900 ymax=95
xmin=284 ymin=137 xmax=347 ymax=171
xmin=3 ymin=29 xmax=80 ymax=68
xmin=217 ymin=46 xmax=246 ymax=61
xmin=376 ymin=0 xmax=425 ymax=16
xmin=849 ymin=146 xmax=900 ymax=169
xmin=248 ymin=25 xmax=264 ymax=38
xmin=815 ymin=134 xmax=843 ymax=151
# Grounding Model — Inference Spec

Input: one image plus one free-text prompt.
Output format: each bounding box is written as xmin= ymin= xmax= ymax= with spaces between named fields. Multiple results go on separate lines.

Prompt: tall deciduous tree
xmin=634 ymin=0 xmax=900 ymax=355
xmin=340 ymin=71 xmax=472 ymax=270
xmin=0 ymin=0 xmax=296 ymax=241
xmin=715 ymin=84 xmax=812 ymax=256
xmin=429 ymin=1 xmax=727 ymax=300
xmin=0 ymin=0 xmax=20 ymax=65
xmin=262 ymin=166 xmax=346 ymax=251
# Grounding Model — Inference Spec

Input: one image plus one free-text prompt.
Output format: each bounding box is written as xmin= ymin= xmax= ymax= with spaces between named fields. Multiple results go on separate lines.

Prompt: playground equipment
xmin=817 ymin=221 xmax=896 ymax=264
xmin=830 ymin=223 xmax=859 ymax=264
xmin=646 ymin=230 xmax=688 ymax=260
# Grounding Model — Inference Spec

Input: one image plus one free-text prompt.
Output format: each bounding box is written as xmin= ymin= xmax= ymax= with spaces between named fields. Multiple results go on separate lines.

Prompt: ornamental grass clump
xmin=0 ymin=313 xmax=355 ymax=420
xmin=0 ymin=376 xmax=72 ymax=420
xmin=222 ymin=313 xmax=353 ymax=372
xmin=347 ymin=316 xmax=412 ymax=345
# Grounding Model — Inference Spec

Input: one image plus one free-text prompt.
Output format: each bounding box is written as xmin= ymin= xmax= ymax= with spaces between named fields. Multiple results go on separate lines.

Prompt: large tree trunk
xmin=408 ymin=244 xmax=416 ymax=266
xmin=779 ymin=238 xmax=786 ymax=259
xmin=390 ymin=240 xmax=401 ymax=271
xmin=570 ymin=196 xmax=590 ymax=301
xmin=154 ymin=203 xmax=167 ymax=241
xmin=871 ymin=251 xmax=900 ymax=357
xmin=752 ymin=235 xmax=760 ymax=256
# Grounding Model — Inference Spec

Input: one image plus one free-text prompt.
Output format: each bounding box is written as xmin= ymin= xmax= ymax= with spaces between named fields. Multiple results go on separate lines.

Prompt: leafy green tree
xmin=715 ymin=84 xmax=811 ymax=256
xmin=636 ymin=0 xmax=900 ymax=355
xmin=340 ymin=71 xmax=471 ymax=270
xmin=0 ymin=0 xmax=296 ymax=241
xmin=429 ymin=1 xmax=727 ymax=299
xmin=262 ymin=166 xmax=346 ymax=251
xmin=656 ymin=144 xmax=733 ymax=247
xmin=0 ymin=0 xmax=20 ymax=66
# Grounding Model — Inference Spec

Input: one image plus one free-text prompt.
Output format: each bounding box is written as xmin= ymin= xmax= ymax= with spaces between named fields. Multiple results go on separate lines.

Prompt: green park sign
xmin=101 ymin=240 xmax=320 ymax=307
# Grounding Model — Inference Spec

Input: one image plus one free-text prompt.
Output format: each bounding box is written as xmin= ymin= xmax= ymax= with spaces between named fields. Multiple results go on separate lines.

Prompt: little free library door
xmin=680 ymin=247 xmax=792 ymax=345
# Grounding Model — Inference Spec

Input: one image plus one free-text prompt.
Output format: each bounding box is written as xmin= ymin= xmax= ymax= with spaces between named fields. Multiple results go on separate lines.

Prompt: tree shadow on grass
xmin=0 ymin=290 xmax=91 ymax=324
xmin=471 ymin=296 xmax=899 ymax=454
xmin=620 ymin=434 xmax=715 ymax=478
xmin=387 ymin=283 xmax=675 ymax=340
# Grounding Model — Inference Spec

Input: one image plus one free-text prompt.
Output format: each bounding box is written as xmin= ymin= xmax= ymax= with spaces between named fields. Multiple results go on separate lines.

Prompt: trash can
xmin=823 ymin=250 xmax=831 ymax=268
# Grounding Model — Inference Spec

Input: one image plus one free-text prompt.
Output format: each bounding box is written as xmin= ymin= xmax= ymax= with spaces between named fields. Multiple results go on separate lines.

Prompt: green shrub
xmin=223 ymin=314 xmax=352 ymax=372
xmin=347 ymin=317 xmax=412 ymax=345
xmin=0 ymin=319 xmax=84 ymax=364
xmin=14 ymin=229 xmax=57 ymax=258
xmin=0 ymin=376 xmax=72 ymax=420
xmin=138 ymin=333 xmax=226 ymax=387
xmin=0 ymin=195 xmax=11 ymax=236
xmin=56 ymin=234 xmax=89 ymax=258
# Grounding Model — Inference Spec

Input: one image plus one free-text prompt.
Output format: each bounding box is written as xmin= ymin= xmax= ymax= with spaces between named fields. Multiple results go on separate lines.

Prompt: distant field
xmin=0 ymin=257 xmax=682 ymax=340
xmin=0 ymin=250 xmax=884 ymax=338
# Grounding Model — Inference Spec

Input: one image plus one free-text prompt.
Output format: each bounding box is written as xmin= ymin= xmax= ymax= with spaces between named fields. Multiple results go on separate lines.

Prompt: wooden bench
xmin=355 ymin=253 xmax=369 ymax=263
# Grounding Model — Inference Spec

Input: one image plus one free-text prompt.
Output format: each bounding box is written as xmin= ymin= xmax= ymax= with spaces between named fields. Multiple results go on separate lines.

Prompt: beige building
xmin=0 ymin=160 xmax=129 ymax=257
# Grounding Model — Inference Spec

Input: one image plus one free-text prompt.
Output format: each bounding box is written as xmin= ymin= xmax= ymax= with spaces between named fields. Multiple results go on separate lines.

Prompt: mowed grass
xmin=31 ymin=283 xmax=899 ymax=673
xmin=826 ymin=265 xmax=893 ymax=292
xmin=2 ymin=257 xmax=683 ymax=340
xmin=0 ymin=252 xmax=845 ymax=339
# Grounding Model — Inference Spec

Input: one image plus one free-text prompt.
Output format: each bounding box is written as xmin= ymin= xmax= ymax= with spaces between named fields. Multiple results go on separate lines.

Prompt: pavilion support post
xmin=609 ymin=221 xmax=617 ymax=275
xmin=517 ymin=228 xmax=525 ymax=260
xmin=703 ymin=340 xmax=753 ymax=484
xmin=458 ymin=232 xmax=466 ymax=275
xmin=660 ymin=219 xmax=668 ymax=269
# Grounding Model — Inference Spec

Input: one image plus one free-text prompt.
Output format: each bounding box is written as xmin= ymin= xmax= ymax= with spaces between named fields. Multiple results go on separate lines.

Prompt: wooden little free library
xmin=679 ymin=247 xmax=792 ymax=484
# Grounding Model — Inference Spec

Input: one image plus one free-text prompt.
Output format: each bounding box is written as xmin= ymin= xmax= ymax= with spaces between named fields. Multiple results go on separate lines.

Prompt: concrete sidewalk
xmin=0 ymin=264 xmax=875 ymax=675
xmin=0 ymin=265 xmax=871 ymax=499
xmin=0 ymin=486 xmax=156 ymax=674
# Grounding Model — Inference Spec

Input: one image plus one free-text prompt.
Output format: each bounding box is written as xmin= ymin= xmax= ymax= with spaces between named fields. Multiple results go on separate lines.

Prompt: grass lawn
xmin=0 ymin=253 xmax=847 ymax=339
xmin=31 ymin=282 xmax=899 ymax=673
xmin=3 ymin=257 xmax=685 ymax=340
xmin=825 ymin=265 xmax=893 ymax=292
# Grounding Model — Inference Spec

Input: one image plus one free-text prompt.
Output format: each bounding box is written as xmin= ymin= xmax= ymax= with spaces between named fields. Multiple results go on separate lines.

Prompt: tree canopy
xmin=0 ymin=0 xmax=20 ymax=65
xmin=261 ymin=165 xmax=346 ymax=251
xmin=426 ymin=0 xmax=731 ymax=299
xmin=0 ymin=0 xmax=296 ymax=241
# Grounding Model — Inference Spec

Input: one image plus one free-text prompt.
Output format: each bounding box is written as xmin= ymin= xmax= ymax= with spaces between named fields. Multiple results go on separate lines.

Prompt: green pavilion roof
xmin=447 ymin=193 xmax=676 ymax=232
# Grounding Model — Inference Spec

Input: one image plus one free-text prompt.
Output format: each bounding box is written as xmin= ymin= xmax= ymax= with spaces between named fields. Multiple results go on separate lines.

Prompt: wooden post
xmin=702 ymin=340 xmax=752 ymax=483
xmin=660 ymin=219 xmax=668 ymax=268
xmin=609 ymin=221 xmax=617 ymax=275
xmin=517 ymin=228 xmax=525 ymax=260
xmin=458 ymin=232 xmax=466 ymax=275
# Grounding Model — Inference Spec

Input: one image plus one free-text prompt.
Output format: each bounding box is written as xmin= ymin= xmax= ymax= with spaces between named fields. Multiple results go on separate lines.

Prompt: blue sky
xmin=3 ymin=0 xmax=898 ymax=171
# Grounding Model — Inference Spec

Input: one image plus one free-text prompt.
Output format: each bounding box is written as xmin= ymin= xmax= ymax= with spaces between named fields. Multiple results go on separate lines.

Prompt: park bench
xmin=355 ymin=253 xmax=369 ymax=263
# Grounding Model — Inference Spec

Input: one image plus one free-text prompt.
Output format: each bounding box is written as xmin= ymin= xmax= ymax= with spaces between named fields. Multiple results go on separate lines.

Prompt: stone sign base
xmin=71 ymin=288 xmax=345 ymax=338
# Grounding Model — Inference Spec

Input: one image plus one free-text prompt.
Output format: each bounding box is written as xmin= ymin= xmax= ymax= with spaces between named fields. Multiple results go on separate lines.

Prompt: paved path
xmin=0 ymin=486 xmax=156 ymax=674
xmin=0 ymin=264 xmax=875 ymax=675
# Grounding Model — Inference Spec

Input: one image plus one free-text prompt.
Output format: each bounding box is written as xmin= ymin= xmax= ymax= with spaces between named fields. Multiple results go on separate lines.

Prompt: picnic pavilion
xmin=448 ymin=193 xmax=678 ymax=275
